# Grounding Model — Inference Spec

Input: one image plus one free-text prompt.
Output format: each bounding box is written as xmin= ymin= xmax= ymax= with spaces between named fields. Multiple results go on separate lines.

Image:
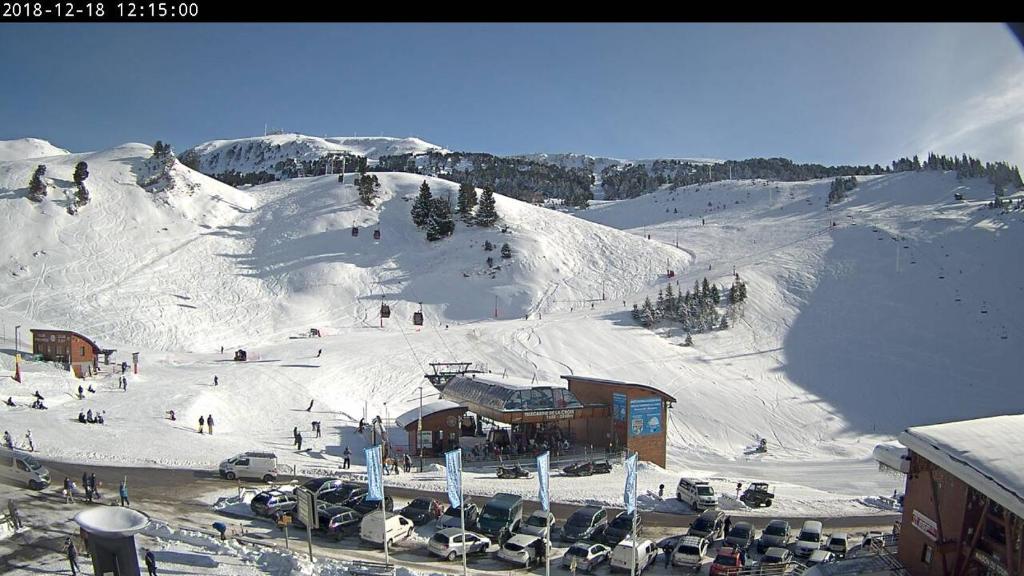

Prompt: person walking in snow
xmin=144 ymin=549 xmax=158 ymax=576
xmin=64 ymin=536 xmax=81 ymax=575
xmin=207 ymin=414 xmax=214 ymax=435
xmin=83 ymin=472 xmax=92 ymax=502
xmin=24 ymin=430 xmax=34 ymax=452
xmin=213 ymin=375 xmax=218 ymax=386
xmin=3 ymin=431 xmax=12 ymax=450
xmin=403 ymin=453 xmax=412 ymax=473
xmin=306 ymin=399 xmax=314 ymax=412
xmin=8 ymin=499 xmax=23 ymax=529
xmin=392 ymin=458 xmax=400 ymax=475
xmin=295 ymin=432 xmax=303 ymax=451
xmin=78 ymin=385 xmax=84 ymax=399
xmin=90 ymin=473 xmax=98 ymax=499
xmin=343 ymin=447 xmax=351 ymax=469
xmin=119 ymin=480 xmax=130 ymax=507
xmin=87 ymin=384 xmax=95 ymax=394
xmin=198 ymin=415 xmax=205 ymax=434
xmin=63 ymin=477 xmax=75 ymax=504
xmin=316 ymin=349 xmax=322 ymax=358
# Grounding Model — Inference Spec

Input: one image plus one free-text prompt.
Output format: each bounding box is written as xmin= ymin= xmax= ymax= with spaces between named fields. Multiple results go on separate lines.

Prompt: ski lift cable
xmin=374 ymin=280 xmax=428 ymax=375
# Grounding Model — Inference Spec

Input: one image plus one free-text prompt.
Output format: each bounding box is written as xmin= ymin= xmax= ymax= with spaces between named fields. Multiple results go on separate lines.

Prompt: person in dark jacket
xmin=83 ymin=472 xmax=92 ymax=502
xmin=144 ymin=548 xmax=158 ymax=576
xmin=64 ymin=537 xmax=81 ymax=575
xmin=342 ymin=446 xmax=351 ymax=469
xmin=119 ymin=480 xmax=130 ymax=507
xmin=198 ymin=415 xmax=205 ymax=434
xmin=207 ymin=414 xmax=214 ymax=435
xmin=296 ymin=432 xmax=303 ymax=451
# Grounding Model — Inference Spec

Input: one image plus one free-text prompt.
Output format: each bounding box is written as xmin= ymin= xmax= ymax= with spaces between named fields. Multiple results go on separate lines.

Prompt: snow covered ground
xmin=2 ymin=138 xmax=1022 ymax=518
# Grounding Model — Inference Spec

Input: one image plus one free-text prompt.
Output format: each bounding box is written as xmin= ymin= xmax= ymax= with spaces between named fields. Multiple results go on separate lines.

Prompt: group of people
xmin=3 ymin=430 xmax=33 ymax=451
xmin=6 ymin=390 xmax=49 ymax=410
xmin=310 ymin=421 xmax=322 ymax=438
xmin=117 ymin=375 xmax=129 ymax=390
xmin=76 ymin=384 xmax=97 ymax=399
xmin=77 ymin=409 xmax=105 ymax=424
xmin=198 ymin=414 xmax=215 ymax=434
xmin=61 ymin=538 xmax=157 ymax=576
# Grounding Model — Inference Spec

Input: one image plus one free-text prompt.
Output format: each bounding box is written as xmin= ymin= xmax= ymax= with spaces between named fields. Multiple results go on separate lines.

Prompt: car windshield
xmin=505 ymin=542 xmax=525 ymax=552
xmin=431 ymin=533 xmax=450 ymax=544
xmin=799 ymin=531 xmax=820 ymax=542
xmin=764 ymin=524 xmax=787 ymax=536
xmin=713 ymin=554 xmax=738 ymax=566
xmin=697 ymin=486 xmax=714 ymax=496
xmin=678 ymin=545 xmax=700 ymax=555
xmin=692 ymin=518 xmax=711 ymax=531
xmin=444 ymin=507 xmax=459 ymax=516
xmin=527 ymin=515 xmax=548 ymax=527
xmin=481 ymin=508 xmax=508 ymax=522
xmin=610 ymin=515 xmax=632 ymax=529
xmin=730 ymin=526 xmax=750 ymax=537
xmin=566 ymin=546 xmax=588 ymax=557
xmin=830 ymin=537 xmax=845 ymax=545
xmin=568 ymin=513 xmax=593 ymax=527
xmin=409 ymin=499 xmax=430 ymax=509
xmin=763 ymin=553 xmax=784 ymax=563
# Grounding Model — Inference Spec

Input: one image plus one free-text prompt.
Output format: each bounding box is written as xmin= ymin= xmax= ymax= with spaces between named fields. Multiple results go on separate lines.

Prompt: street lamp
xmin=14 ymin=325 xmax=21 ymax=355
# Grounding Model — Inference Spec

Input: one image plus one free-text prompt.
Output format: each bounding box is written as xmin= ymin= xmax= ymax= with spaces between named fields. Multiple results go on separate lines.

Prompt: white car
xmin=427 ymin=528 xmax=491 ymax=561
xmin=671 ymin=535 xmax=708 ymax=571
xmin=826 ymin=532 xmax=849 ymax=558
xmin=359 ymin=511 xmax=413 ymax=547
xmin=520 ymin=510 xmax=555 ymax=538
xmin=561 ymin=542 xmax=611 ymax=573
xmin=498 ymin=533 xmax=545 ymax=567
xmin=807 ymin=549 xmax=836 ymax=566
xmin=794 ymin=520 xmax=823 ymax=557
xmin=610 ymin=538 xmax=658 ymax=573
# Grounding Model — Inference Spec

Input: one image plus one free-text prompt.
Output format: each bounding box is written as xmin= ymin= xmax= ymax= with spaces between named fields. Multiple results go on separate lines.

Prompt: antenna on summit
xmin=264 ymin=123 xmax=267 ymax=137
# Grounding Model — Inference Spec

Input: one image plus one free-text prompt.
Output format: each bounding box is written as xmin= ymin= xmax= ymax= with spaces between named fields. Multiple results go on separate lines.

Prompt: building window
xmin=921 ymin=544 xmax=933 ymax=565
xmin=80 ymin=346 xmax=86 ymax=357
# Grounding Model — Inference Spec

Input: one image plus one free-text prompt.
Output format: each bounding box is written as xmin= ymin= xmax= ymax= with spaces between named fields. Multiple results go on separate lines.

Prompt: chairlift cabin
xmin=413 ymin=303 xmax=424 ymax=326
xmin=373 ymin=229 xmax=381 ymax=240
xmin=351 ymin=226 xmax=359 ymax=237
xmin=380 ymin=303 xmax=391 ymax=319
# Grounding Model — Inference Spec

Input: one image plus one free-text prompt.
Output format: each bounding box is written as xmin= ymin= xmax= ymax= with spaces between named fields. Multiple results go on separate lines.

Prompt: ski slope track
xmin=1 ymin=139 xmax=1021 ymax=518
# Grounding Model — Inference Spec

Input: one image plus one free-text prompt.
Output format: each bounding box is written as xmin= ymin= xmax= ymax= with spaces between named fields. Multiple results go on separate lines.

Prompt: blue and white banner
xmin=629 ymin=397 xmax=662 ymax=437
xmin=613 ymin=393 xmax=627 ymax=421
xmin=537 ymin=451 xmax=550 ymax=512
xmin=623 ymin=452 xmax=638 ymax=514
xmin=444 ymin=448 xmax=463 ymax=509
xmin=365 ymin=445 xmax=384 ymax=501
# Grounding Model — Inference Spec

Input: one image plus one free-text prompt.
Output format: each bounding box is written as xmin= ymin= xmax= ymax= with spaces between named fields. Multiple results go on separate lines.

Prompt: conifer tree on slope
xmin=475 ymin=186 xmax=499 ymax=227
xmin=73 ymin=161 xmax=90 ymax=208
xmin=27 ymin=164 xmax=47 ymax=202
xmin=411 ymin=180 xmax=433 ymax=227
xmin=457 ymin=181 xmax=477 ymax=219
xmin=426 ymin=196 xmax=454 ymax=241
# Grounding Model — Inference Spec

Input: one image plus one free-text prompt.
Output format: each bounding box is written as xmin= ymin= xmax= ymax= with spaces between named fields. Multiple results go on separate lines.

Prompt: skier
xmin=342 ymin=446 xmax=351 ymax=469
xmin=119 ymin=480 xmax=130 ymax=507
xmin=198 ymin=415 xmax=205 ymax=434
xmin=213 ymin=375 xmax=218 ymax=386
xmin=306 ymin=399 xmax=314 ymax=412
xmin=7 ymin=499 xmax=22 ymax=529
xmin=144 ymin=549 xmax=158 ymax=576
xmin=296 ymin=432 xmax=303 ymax=451
xmin=4 ymin=397 xmax=13 ymax=407
xmin=87 ymin=384 xmax=95 ymax=394
xmin=207 ymin=414 xmax=214 ymax=435
xmin=64 ymin=536 xmax=81 ymax=575
xmin=316 ymin=349 xmax=322 ymax=358
xmin=3 ymin=430 xmax=12 ymax=449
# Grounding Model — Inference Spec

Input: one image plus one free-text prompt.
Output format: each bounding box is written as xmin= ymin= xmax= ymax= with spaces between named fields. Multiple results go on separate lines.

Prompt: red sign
xmin=912 ymin=509 xmax=938 ymax=541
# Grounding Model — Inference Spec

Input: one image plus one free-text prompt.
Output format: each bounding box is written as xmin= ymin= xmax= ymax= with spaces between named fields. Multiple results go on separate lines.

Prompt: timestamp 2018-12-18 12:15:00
xmin=2 ymin=2 xmax=199 ymax=19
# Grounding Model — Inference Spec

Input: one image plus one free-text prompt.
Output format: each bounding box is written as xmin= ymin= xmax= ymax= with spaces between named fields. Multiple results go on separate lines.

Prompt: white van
xmin=360 ymin=510 xmax=414 ymax=547
xmin=0 ymin=449 xmax=49 ymax=490
xmin=794 ymin=520 xmax=824 ymax=557
xmin=676 ymin=478 xmax=718 ymax=510
xmin=218 ymin=452 xmax=278 ymax=482
xmin=610 ymin=538 xmax=658 ymax=573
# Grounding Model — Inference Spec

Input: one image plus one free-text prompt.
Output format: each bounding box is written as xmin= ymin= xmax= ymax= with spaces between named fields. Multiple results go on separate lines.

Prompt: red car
xmin=709 ymin=547 xmax=746 ymax=576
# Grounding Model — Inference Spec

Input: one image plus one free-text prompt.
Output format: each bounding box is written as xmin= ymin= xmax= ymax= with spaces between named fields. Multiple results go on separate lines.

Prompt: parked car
xmin=359 ymin=511 xmax=414 ymax=547
xmin=794 ymin=520 xmax=824 ymax=557
xmin=688 ymin=510 xmax=726 ymax=542
xmin=302 ymin=477 xmax=345 ymax=497
xmin=725 ymin=521 xmax=756 ymax=550
xmin=478 ymin=493 xmax=523 ymax=544
xmin=349 ymin=493 xmax=394 ymax=515
xmin=604 ymin=512 xmax=641 ymax=545
xmin=806 ymin=550 xmax=836 ymax=567
xmin=757 ymin=547 xmax=793 ymax=574
xmin=0 ymin=449 xmax=49 ymax=490
xmin=739 ymin=482 xmax=774 ymax=508
xmin=861 ymin=531 xmax=885 ymax=550
xmin=609 ymin=538 xmax=658 ymax=573
xmin=219 ymin=452 xmax=278 ymax=482
xmin=318 ymin=482 xmax=366 ymax=505
xmin=520 ymin=510 xmax=555 ymax=538
xmin=399 ymin=497 xmax=443 ymax=525
xmin=826 ymin=532 xmax=850 ymax=558
xmin=671 ymin=535 xmax=709 ymax=571
xmin=318 ymin=505 xmax=362 ymax=540
xmin=561 ymin=542 xmax=611 ymax=573
xmin=250 ymin=489 xmax=297 ymax=517
xmin=757 ymin=519 xmax=791 ymax=552
xmin=561 ymin=506 xmax=608 ymax=543
xmin=437 ymin=502 xmax=480 ymax=530
xmin=428 ymin=528 xmax=491 ymax=561
xmin=676 ymin=478 xmax=718 ymax=510
xmin=709 ymin=546 xmax=748 ymax=576
xmin=498 ymin=533 xmax=546 ymax=568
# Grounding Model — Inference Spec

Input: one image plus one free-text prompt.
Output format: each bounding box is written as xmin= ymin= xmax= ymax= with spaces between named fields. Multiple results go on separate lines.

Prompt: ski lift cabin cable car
xmin=352 ymin=226 xmax=359 ymax=237
xmin=373 ymin=229 xmax=381 ymax=240
xmin=380 ymin=298 xmax=391 ymax=319
xmin=413 ymin=303 xmax=424 ymax=326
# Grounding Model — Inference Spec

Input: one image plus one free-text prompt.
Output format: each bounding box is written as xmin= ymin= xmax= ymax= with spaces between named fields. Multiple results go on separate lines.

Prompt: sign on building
xmin=419 ymin=430 xmax=432 ymax=449
xmin=911 ymin=509 xmax=938 ymax=542
xmin=629 ymin=397 xmax=662 ymax=437
xmin=613 ymin=393 xmax=627 ymax=421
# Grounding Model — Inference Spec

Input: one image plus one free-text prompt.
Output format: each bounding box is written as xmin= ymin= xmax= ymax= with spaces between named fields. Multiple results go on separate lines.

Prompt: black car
xmin=561 ymin=506 xmax=608 ymax=543
xmin=349 ymin=493 xmax=394 ymax=515
xmin=399 ymin=497 xmax=442 ymax=525
xmin=318 ymin=505 xmax=362 ymax=540
xmin=603 ymin=511 xmax=642 ymax=545
xmin=437 ymin=502 xmax=480 ymax=530
xmin=250 ymin=490 xmax=297 ymax=517
xmin=302 ymin=477 xmax=345 ymax=497
xmin=319 ymin=483 xmax=366 ymax=505
xmin=688 ymin=510 xmax=725 ymax=542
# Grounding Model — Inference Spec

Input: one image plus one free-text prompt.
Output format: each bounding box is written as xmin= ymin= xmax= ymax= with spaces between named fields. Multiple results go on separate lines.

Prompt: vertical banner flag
xmin=444 ymin=448 xmax=463 ymax=509
xmin=365 ymin=445 xmax=384 ymax=501
xmin=623 ymin=452 xmax=638 ymax=514
xmin=537 ymin=451 xmax=550 ymax=512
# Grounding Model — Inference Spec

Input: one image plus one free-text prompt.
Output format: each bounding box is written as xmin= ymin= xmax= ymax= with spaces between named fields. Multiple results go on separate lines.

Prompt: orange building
xmin=31 ymin=329 xmax=101 ymax=378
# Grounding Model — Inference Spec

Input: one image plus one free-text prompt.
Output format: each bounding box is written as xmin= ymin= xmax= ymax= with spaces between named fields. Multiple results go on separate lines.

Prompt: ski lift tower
xmin=424 ymin=362 xmax=477 ymax=392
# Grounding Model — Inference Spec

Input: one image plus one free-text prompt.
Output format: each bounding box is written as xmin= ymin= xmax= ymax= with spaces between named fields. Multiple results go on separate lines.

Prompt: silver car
xmin=562 ymin=542 xmax=611 ymax=573
xmin=427 ymin=528 xmax=491 ymax=561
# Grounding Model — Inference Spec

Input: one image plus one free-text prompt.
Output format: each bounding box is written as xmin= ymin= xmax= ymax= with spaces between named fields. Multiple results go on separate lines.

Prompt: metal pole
xmin=418 ymin=386 xmax=424 ymax=473
xmin=630 ymin=450 xmax=637 ymax=576
xmin=460 ymin=459 xmax=467 ymax=576
xmin=306 ymin=518 xmax=313 ymax=561
xmin=382 ymin=498 xmax=390 ymax=566
xmin=15 ymin=325 xmax=21 ymax=355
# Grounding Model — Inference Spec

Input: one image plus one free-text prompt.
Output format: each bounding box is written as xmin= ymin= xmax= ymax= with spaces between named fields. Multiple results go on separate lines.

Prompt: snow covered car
xmin=806 ymin=549 xmax=836 ymax=567
xmin=794 ymin=521 xmax=823 ymax=557
xmin=520 ymin=510 xmax=555 ymax=538
xmin=561 ymin=506 xmax=608 ymax=543
xmin=561 ymin=542 xmax=611 ymax=573
xmin=436 ymin=502 xmax=480 ymax=530
xmin=757 ymin=519 xmax=791 ymax=552
xmin=318 ymin=482 xmax=366 ymax=505
xmin=398 ymin=497 xmax=442 ymax=525
xmin=609 ymin=538 xmax=658 ymax=573
xmin=428 ymin=528 xmax=491 ymax=561
xmin=671 ymin=535 xmax=708 ymax=571
xmin=497 ymin=533 xmax=546 ymax=567
xmin=250 ymin=490 xmax=297 ymax=517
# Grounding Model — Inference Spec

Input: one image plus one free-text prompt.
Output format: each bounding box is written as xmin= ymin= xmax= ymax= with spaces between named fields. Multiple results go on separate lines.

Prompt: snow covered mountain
xmin=182 ymin=134 xmax=447 ymax=179
xmin=0 ymin=137 xmax=70 ymax=161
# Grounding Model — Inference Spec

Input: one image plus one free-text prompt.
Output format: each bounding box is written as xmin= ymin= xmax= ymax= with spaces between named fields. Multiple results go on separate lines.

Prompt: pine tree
xmin=358 ymin=174 xmax=380 ymax=206
xmin=475 ymin=186 xmax=498 ymax=227
xmin=664 ymin=283 xmax=675 ymax=319
xmin=74 ymin=183 xmax=90 ymax=208
xmin=719 ymin=316 xmax=729 ymax=330
xmin=639 ymin=297 xmax=656 ymax=328
xmin=457 ymin=181 xmax=477 ymax=219
xmin=684 ymin=333 xmax=693 ymax=346
xmin=701 ymin=277 xmax=711 ymax=300
xmin=425 ymin=196 xmax=454 ymax=241
xmin=710 ymin=284 xmax=720 ymax=304
xmin=501 ymin=243 xmax=512 ymax=258
xmin=631 ymin=304 xmax=641 ymax=323
xmin=655 ymin=289 xmax=665 ymax=317
xmin=27 ymin=164 xmax=47 ymax=202
xmin=73 ymin=161 xmax=89 ymax=185
xmin=411 ymin=180 xmax=433 ymax=227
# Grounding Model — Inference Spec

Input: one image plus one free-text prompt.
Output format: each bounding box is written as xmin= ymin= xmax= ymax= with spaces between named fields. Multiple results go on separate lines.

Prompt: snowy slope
xmin=186 ymin=134 xmax=447 ymax=176
xmin=0 ymin=138 xmax=71 ymax=161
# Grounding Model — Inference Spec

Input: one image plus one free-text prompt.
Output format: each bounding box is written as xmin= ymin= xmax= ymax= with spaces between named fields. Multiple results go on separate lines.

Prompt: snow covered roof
xmin=899 ymin=413 xmax=1024 ymax=521
xmin=394 ymin=400 xmax=465 ymax=429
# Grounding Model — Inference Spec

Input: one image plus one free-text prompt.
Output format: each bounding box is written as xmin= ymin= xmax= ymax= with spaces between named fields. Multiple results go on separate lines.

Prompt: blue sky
xmin=1 ymin=23 xmax=1022 ymax=167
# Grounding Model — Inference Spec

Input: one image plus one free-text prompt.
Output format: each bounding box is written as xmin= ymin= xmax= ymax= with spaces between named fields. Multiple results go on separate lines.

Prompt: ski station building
xmin=437 ymin=372 xmax=675 ymax=467
xmin=897 ymin=413 xmax=1024 ymax=576
xmin=30 ymin=328 xmax=102 ymax=378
